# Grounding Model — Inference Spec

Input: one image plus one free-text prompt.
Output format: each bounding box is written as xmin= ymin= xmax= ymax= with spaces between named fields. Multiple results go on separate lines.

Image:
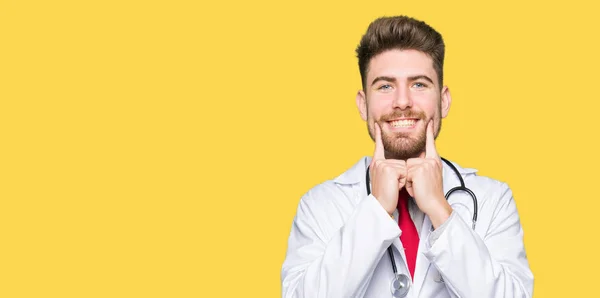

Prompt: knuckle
xmin=383 ymin=165 xmax=394 ymax=174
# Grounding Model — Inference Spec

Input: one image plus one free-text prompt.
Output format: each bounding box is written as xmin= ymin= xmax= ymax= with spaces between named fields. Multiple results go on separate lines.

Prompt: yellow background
xmin=1 ymin=0 xmax=598 ymax=297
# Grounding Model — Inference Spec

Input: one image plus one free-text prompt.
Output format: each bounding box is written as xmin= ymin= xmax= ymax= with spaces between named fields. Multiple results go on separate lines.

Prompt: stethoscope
xmin=365 ymin=157 xmax=478 ymax=297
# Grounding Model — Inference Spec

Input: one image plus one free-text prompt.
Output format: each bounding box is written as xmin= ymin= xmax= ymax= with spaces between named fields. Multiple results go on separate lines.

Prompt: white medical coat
xmin=281 ymin=156 xmax=534 ymax=297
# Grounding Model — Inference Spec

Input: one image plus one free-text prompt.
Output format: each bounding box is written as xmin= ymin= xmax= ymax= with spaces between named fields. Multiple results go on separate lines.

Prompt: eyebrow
xmin=408 ymin=75 xmax=435 ymax=85
xmin=370 ymin=75 xmax=435 ymax=87
xmin=370 ymin=76 xmax=396 ymax=87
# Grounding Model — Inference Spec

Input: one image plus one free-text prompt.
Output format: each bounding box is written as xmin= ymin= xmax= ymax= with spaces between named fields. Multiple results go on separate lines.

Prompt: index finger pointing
xmin=425 ymin=119 xmax=439 ymax=159
xmin=373 ymin=122 xmax=385 ymax=160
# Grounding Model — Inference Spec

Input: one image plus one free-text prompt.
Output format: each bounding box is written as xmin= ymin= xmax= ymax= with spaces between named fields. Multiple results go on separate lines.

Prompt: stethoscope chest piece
xmin=390 ymin=273 xmax=411 ymax=297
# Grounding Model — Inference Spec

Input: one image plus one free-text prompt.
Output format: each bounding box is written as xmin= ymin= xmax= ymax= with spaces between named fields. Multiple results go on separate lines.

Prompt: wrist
xmin=426 ymin=199 xmax=452 ymax=229
xmin=372 ymin=193 xmax=396 ymax=219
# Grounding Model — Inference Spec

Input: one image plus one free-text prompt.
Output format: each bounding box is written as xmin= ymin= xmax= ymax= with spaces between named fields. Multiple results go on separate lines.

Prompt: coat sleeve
xmin=281 ymin=186 xmax=400 ymax=298
xmin=422 ymin=182 xmax=534 ymax=297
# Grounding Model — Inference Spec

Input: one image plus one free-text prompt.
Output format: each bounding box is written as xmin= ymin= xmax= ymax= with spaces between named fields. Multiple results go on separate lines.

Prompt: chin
xmin=386 ymin=140 xmax=424 ymax=160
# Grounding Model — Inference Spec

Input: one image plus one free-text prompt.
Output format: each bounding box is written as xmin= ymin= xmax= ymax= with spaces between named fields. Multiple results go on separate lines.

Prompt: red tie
xmin=398 ymin=188 xmax=419 ymax=279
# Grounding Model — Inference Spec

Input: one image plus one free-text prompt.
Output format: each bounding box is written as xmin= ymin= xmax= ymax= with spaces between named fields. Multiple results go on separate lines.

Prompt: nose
xmin=392 ymin=85 xmax=412 ymax=110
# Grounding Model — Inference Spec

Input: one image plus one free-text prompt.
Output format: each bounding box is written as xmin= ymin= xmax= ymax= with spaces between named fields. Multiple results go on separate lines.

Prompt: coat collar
xmin=333 ymin=156 xmax=478 ymax=186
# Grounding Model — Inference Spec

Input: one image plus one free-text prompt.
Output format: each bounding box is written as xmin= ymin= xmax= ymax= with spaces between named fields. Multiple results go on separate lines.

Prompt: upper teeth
xmin=391 ymin=119 xmax=416 ymax=127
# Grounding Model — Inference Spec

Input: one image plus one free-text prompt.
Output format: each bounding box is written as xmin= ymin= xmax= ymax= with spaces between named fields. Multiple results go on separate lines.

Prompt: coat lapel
xmin=413 ymin=159 xmax=468 ymax=297
xmin=413 ymin=214 xmax=433 ymax=296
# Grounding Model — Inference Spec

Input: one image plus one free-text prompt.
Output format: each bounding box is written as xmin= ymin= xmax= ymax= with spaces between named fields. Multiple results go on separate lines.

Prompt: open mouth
xmin=388 ymin=119 xmax=419 ymax=128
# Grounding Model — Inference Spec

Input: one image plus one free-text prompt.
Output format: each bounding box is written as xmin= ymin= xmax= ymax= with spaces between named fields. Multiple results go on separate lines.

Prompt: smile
xmin=389 ymin=119 xmax=418 ymax=128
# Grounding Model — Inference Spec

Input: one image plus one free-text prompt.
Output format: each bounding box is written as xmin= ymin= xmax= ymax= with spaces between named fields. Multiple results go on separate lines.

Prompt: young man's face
xmin=356 ymin=49 xmax=451 ymax=160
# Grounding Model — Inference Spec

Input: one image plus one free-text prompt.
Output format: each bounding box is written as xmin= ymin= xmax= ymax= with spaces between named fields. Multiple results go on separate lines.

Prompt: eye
xmin=378 ymin=84 xmax=393 ymax=91
xmin=413 ymin=82 xmax=427 ymax=89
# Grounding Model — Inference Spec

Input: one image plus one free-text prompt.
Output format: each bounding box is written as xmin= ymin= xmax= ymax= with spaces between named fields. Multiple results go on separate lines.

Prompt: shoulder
xmin=468 ymin=172 xmax=512 ymax=200
xmin=297 ymin=156 xmax=369 ymax=210
xmin=468 ymin=173 xmax=510 ymax=194
xmin=300 ymin=180 xmax=345 ymax=206
xmin=443 ymin=158 xmax=513 ymax=203
xmin=442 ymin=159 xmax=522 ymax=233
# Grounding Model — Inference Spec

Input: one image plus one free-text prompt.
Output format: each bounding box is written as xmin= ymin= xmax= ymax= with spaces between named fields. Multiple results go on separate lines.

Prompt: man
xmin=281 ymin=15 xmax=534 ymax=297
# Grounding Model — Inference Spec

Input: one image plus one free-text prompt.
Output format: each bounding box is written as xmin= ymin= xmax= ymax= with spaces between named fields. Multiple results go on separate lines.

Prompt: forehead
xmin=366 ymin=49 xmax=438 ymax=83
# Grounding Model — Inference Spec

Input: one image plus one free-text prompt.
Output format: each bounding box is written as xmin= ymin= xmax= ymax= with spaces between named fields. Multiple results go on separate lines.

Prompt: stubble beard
xmin=367 ymin=110 xmax=440 ymax=160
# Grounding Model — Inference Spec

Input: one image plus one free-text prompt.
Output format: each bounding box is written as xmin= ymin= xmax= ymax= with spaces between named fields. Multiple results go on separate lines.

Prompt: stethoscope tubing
xmin=365 ymin=157 xmax=478 ymax=280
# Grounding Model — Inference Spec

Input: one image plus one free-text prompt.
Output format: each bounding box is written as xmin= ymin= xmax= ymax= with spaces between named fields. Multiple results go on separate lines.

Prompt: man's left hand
xmin=406 ymin=120 xmax=452 ymax=229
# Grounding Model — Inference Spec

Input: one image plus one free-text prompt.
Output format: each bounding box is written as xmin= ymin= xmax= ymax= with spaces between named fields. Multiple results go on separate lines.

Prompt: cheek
xmin=368 ymin=98 xmax=389 ymax=119
xmin=416 ymin=99 xmax=439 ymax=118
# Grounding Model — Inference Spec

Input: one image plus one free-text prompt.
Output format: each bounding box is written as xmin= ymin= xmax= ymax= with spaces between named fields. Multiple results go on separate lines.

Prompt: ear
xmin=440 ymin=86 xmax=452 ymax=118
xmin=356 ymin=90 xmax=367 ymax=121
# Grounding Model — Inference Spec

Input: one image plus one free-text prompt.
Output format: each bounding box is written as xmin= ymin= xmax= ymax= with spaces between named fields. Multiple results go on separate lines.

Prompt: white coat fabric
xmin=281 ymin=156 xmax=534 ymax=298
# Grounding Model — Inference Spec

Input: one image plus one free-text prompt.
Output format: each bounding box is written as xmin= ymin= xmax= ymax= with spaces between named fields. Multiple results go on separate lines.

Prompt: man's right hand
xmin=369 ymin=122 xmax=407 ymax=216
